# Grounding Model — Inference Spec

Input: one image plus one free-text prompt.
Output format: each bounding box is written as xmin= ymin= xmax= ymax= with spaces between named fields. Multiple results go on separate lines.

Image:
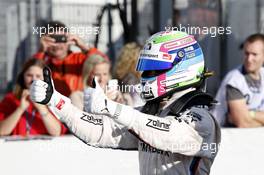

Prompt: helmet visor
xmin=136 ymin=58 xmax=173 ymax=71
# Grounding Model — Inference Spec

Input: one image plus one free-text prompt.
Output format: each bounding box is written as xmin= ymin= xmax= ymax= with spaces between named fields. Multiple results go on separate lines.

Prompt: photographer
xmin=34 ymin=20 xmax=106 ymax=97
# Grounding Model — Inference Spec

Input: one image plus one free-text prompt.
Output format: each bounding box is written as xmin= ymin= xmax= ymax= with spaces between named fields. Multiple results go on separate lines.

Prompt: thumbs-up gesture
xmin=84 ymin=77 xmax=134 ymax=127
xmin=30 ymin=66 xmax=69 ymax=111
xmin=84 ymin=77 xmax=117 ymax=117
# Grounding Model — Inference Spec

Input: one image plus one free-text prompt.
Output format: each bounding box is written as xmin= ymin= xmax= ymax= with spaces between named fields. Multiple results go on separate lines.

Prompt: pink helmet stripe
xmin=157 ymin=73 xmax=166 ymax=96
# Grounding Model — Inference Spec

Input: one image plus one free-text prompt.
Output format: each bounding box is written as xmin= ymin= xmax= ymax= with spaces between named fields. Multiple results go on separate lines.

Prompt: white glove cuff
xmin=107 ymin=100 xmax=135 ymax=128
xmin=49 ymin=90 xmax=71 ymax=110
xmin=48 ymin=91 xmax=71 ymax=120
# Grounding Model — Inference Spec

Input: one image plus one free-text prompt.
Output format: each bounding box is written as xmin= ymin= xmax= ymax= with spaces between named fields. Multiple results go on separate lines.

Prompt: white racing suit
xmin=51 ymin=92 xmax=221 ymax=175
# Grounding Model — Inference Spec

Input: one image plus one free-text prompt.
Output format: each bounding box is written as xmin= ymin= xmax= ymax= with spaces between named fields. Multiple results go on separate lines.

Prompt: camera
xmin=50 ymin=34 xmax=67 ymax=43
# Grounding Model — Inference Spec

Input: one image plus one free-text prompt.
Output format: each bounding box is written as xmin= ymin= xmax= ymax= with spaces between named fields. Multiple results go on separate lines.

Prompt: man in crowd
xmin=213 ymin=34 xmax=264 ymax=127
xmin=34 ymin=20 xmax=106 ymax=96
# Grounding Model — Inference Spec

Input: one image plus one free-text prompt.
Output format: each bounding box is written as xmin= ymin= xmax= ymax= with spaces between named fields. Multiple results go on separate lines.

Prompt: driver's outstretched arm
xmin=30 ymin=67 xmax=138 ymax=150
xmin=50 ymin=103 xmax=138 ymax=150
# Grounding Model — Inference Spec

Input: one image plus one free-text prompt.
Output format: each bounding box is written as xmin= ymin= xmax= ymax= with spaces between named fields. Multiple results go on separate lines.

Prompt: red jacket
xmin=33 ymin=48 xmax=105 ymax=97
xmin=0 ymin=93 xmax=67 ymax=136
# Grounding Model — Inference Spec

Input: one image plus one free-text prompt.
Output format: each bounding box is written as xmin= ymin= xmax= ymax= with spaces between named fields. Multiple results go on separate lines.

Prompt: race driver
xmin=30 ymin=30 xmax=221 ymax=175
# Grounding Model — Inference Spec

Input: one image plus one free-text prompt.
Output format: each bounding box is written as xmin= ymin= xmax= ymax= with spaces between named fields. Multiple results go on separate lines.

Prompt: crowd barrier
xmin=1 ymin=128 xmax=264 ymax=175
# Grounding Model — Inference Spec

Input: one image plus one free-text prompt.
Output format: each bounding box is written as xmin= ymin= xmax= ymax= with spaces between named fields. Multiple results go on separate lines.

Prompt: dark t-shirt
xmin=226 ymin=67 xmax=261 ymax=101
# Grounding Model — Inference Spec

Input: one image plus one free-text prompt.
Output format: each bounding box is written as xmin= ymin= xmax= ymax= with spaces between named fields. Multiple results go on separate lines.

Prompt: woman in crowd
xmin=0 ymin=58 xmax=66 ymax=136
xmin=114 ymin=42 xmax=145 ymax=107
xmin=70 ymin=54 xmax=124 ymax=110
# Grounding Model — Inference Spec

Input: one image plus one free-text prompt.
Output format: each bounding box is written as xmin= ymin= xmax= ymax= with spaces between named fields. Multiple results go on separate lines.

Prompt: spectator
xmin=114 ymin=42 xmax=145 ymax=107
xmin=212 ymin=34 xmax=264 ymax=127
xmin=34 ymin=20 xmax=105 ymax=97
xmin=70 ymin=54 xmax=124 ymax=110
xmin=0 ymin=59 xmax=66 ymax=136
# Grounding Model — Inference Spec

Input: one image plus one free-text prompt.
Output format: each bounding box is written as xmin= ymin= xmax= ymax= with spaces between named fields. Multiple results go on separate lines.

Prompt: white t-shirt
xmin=212 ymin=66 xmax=264 ymax=126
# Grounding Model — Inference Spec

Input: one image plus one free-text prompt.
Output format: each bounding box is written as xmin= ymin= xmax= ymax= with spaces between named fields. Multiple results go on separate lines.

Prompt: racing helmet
xmin=136 ymin=30 xmax=208 ymax=101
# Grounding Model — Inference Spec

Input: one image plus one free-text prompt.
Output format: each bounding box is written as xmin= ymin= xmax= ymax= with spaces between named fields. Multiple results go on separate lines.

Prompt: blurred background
xmin=1 ymin=1 xmax=264 ymax=175
xmin=1 ymin=0 xmax=264 ymax=99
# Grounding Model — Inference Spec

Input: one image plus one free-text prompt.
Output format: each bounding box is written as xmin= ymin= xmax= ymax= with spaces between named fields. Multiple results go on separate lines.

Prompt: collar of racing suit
xmin=160 ymin=88 xmax=196 ymax=110
xmin=141 ymin=88 xmax=196 ymax=116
